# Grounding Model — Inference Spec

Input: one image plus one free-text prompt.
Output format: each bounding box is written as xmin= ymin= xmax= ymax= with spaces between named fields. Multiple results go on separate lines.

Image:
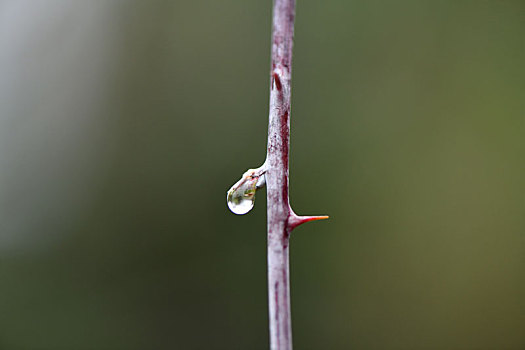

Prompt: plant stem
xmin=227 ymin=2 xmax=328 ymax=348
xmin=262 ymin=1 xmax=328 ymax=349
xmin=265 ymin=1 xmax=295 ymax=349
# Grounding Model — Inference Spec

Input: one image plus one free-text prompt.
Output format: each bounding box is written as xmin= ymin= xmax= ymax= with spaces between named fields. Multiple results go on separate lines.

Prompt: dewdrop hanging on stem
xmin=226 ymin=163 xmax=266 ymax=215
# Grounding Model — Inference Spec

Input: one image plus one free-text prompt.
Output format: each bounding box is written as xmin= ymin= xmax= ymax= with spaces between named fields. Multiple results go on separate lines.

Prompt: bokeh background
xmin=0 ymin=1 xmax=523 ymax=349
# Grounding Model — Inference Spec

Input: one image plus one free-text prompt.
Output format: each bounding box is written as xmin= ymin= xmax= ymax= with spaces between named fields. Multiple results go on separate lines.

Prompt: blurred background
xmin=0 ymin=1 xmax=523 ymax=349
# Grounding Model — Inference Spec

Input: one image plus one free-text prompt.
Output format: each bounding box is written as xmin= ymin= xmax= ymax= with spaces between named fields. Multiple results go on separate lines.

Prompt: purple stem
xmin=265 ymin=1 xmax=295 ymax=349
xmin=265 ymin=1 xmax=327 ymax=349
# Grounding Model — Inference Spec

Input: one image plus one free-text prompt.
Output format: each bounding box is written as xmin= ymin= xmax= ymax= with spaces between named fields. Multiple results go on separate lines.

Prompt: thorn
xmin=288 ymin=213 xmax=329 ymax=231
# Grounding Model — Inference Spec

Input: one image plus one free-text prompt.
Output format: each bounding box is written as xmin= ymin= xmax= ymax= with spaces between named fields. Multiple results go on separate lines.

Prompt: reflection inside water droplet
xmin=227 ymin=167 xmax=266 ymax=215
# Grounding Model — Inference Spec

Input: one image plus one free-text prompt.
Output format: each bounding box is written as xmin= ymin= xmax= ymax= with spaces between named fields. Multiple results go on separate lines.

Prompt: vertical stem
xmin=266 ymin=0 xmax=295 ymax=349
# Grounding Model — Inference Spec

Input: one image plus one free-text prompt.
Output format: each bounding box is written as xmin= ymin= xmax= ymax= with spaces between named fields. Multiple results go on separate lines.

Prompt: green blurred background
xmin=0 ymin=1 xmax=523 ymax=349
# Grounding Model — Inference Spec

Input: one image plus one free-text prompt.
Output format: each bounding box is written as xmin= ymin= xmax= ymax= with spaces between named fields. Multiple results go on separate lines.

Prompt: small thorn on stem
xmin=288 ymin=213 xmax=329 ymax=231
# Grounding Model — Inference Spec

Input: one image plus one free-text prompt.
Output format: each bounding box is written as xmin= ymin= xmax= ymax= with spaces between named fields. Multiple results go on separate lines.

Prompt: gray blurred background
xmin=0 ymin=1 xmax=523 ymax=349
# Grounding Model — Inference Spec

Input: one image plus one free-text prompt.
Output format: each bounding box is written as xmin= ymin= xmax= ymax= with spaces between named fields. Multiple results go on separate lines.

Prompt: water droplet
xmin=227 ymin=166 xmax=266 ymax=215
xmin=227 ymin=178 xmax=257 ymax=214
